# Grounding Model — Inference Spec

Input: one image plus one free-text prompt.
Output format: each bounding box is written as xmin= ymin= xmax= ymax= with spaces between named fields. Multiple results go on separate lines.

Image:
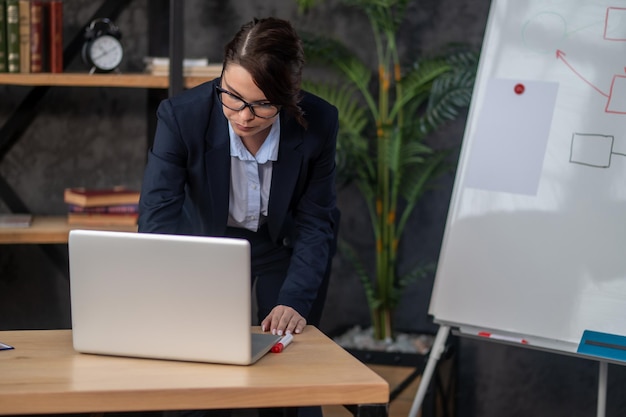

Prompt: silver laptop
xmin=68 ymin=229 xmax=281 ymax=365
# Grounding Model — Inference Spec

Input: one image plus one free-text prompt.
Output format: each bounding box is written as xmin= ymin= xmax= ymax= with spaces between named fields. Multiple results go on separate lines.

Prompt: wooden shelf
xmin=0 ymin=72 xmax=220 ymax=89
xmin=0 ymin=215 xmax=137 ymax=244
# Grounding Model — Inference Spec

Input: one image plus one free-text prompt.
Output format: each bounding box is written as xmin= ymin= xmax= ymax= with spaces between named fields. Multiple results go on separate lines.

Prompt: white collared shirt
xmin=226 ymin=117 xmax=280 ymax=231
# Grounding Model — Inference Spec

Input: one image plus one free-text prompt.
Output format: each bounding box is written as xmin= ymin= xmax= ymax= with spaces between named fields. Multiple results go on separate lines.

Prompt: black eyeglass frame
xmin=215 ymin=85 xmax=281 ymax=119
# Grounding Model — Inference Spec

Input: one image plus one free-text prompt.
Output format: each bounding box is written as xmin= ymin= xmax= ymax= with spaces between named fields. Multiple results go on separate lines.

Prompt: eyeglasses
xmin=215 ymin=86 xmax=280 ymax=119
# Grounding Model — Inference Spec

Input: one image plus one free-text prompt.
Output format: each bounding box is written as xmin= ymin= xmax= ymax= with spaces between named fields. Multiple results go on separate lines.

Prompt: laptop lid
xmin=68 ymin=229 xmax=280 ymax=365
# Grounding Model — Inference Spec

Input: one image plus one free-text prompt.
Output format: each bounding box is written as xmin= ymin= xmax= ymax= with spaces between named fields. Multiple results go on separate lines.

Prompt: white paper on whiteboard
xmin=463 ymin=78 xmax=559 ymax=196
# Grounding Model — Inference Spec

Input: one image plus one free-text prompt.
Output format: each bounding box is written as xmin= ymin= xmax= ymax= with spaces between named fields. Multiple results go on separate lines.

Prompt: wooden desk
xmin=0 ymin=215 xmax=137 ymax=244
xmin=0 ymin=328 xmax=389 ymax=416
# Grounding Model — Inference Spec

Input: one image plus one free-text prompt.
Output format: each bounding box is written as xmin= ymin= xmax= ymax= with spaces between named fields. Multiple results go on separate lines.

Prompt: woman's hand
xmin=261 ymin=305 xmax=306 ymax=335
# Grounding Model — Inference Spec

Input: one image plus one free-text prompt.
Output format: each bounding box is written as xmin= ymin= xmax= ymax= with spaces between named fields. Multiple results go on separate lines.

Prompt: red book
xmin=18 ymin=0 xmax=30 ymax=73
xmin=63 ymin=187 xmax=141 ymax=208
xmin=67 ymin=204 xmax=139 ymax=214
xmin=29 ymin=1 xmax=44 ymax=73
xmin=48 ymin=0 xmax=62 ymax=73
xmin=67 ymin=212 xmax=139 ymax=227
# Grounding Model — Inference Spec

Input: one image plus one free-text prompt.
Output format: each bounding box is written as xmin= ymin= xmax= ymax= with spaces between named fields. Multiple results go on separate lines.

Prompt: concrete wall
xmin=2 ymin=1 xmax=626 ymax=416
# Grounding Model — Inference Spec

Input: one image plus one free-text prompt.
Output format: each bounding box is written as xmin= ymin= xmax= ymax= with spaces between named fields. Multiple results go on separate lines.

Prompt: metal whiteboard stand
xmin=597 ymin=361 xmax=608 ymax=417
xmin=407 ymin=325 xmax=450 ymax=417
xmin=407 ymin=326 xmax=610 ymax=417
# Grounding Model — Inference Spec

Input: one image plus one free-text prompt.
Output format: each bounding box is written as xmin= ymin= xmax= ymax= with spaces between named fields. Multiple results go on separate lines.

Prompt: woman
xmin=138 ymin=17 xmax=339 ymax=339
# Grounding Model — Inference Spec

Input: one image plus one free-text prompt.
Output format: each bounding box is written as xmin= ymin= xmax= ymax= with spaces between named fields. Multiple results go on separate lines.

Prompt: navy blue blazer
xmin=138 ymin=78 xmax=339 ymax=318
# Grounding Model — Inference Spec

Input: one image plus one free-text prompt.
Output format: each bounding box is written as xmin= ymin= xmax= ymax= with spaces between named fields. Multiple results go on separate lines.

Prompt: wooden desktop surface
xmin=0 ymin=215 xmax=137 ymax=244
xmin=0 ymin=327 xmax=389 ymax=415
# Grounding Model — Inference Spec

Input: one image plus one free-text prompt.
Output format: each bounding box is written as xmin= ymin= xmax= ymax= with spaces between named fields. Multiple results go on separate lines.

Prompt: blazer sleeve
xmin=138 ymin=98 xmax=189 ymax=234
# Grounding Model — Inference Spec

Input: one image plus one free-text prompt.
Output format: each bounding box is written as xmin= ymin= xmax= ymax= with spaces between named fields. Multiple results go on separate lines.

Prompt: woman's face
xmin=219 ymin=64 xmax=278 ymax=142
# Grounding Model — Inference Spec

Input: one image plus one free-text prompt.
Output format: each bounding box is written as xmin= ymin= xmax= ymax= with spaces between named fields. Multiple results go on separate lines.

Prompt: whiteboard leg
xmin=597 ymin=361 xmax=608 ymax=417
xmin=407 ymin=325 xmax=450 ymax=417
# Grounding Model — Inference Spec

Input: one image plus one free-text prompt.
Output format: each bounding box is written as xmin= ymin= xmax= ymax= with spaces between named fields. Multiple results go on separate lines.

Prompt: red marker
xmin=478 ymin=331 xmax=528 ymax=344
xmin=514 ymin=83 xmax=525 ymax=95
xmin=271 ymin=333 xmax=294 ymax=353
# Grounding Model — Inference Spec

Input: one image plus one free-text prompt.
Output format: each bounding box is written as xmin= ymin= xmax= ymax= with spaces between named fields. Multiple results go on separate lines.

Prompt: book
xmin=63 ymin=187 xmax=141 ymax=208
xmin=6 ymin=0 xmax=20 ymax=73
xmin=18 ymin=0 xmax=29 ymax=73
xmin=29 ymin=0 xmax=44 ymax=72
xmin=0 ymin=213 xmax=32 ymax=228
xmin=67 ymin=203 xmax=139 ymax=214
xmin=0 ymin=0 xmax=7 ymax=72
xmin=47 ymin=0 xmax=62 ymax=73
xmin=67 ymin=212 xmax=138 ymax=226
xmin=144 ymin=56 xmax=210 ymax=67
xmin=143 ymin=56 xmax=222 ymax=77
xmin=147 ymin=65 xmax=222 ymax=77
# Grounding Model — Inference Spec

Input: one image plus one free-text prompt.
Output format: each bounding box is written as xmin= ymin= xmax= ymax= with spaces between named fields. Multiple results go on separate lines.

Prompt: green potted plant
xmin=295 ymin=0 xmax=479 ymax=341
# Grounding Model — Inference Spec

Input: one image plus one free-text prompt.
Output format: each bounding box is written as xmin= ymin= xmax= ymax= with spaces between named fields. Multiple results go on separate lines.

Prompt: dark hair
xmin=223 ymin=17 xmax=306 ymax=127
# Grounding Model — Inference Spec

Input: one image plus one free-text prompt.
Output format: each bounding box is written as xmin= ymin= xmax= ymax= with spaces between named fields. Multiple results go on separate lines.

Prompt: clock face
xmin=88 ymin=35 xmax=123 ymax=71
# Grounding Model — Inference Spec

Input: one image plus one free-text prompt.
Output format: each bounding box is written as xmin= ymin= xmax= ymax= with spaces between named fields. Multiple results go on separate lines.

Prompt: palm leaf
xmin=344 ymin=0 xmax=411 ymax=34
xmin=338 ymin=238 xmax=380 ymax=309
xmin=302 ymin=81 xmax=372 ymax=185
xmin=421 ymin=49 xmax=479 ymax=132
xmin=396 ymin=261 xmax=437 ymax=294
xmin=391 ymin=59 xmax=451 ymax=120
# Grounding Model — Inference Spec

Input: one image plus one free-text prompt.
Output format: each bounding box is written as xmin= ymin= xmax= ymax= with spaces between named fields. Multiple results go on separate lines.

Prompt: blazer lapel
xmin=203 ymin=110 xmax=231 ymax=234
xmin=268 ymin=119 xmax=303 ymax=241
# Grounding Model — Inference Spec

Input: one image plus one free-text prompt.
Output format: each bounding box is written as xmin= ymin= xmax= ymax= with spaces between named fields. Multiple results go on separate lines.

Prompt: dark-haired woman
xmin=138 ymin=16 xmax=339 ymax=343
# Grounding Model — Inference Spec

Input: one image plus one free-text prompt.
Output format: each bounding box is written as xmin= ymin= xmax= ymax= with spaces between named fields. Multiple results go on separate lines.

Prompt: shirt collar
xmin=228 ymin=116 xmax=280 ymax=163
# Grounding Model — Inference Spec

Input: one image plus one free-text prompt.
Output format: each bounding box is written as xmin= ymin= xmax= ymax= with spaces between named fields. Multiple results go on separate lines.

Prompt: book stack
xmin=143 ymin=56 xmax=222 ymax=77
xmin=1 ymin=0 xmax=63 ymax=74
xmin=64 ymin=187 xmax=141 ymax=226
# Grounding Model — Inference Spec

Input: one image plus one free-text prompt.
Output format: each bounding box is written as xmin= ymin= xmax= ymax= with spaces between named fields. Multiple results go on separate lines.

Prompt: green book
xmin=0 ymin=0 xmax=6 ymax=72
xmin=5 ymin=0 xmax=19 ymax=73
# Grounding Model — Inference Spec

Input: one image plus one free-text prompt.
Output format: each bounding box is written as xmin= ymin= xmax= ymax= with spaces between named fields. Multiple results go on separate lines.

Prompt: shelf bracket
xmin=168 ymin=0 xmax=184 ymax=97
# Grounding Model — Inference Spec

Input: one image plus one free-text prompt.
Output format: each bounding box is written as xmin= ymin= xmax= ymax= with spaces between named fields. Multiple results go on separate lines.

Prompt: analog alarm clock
xmin=82 ymin=18 xmax=124 ymax=74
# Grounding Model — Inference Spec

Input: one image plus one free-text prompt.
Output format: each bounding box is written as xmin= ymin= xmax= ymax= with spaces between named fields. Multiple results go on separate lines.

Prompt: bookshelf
xmin=0 ymin=1 xmax=221 ymax=245
xmin=0 ymin=216 xmax=137 ymax=244
xmin=0 ymin=72 xmax=220 ymax=89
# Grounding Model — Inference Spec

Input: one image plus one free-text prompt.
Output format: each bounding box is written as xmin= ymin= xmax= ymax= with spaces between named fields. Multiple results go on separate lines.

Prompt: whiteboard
xmin=429 ymin=0 xmax=626 ymax=356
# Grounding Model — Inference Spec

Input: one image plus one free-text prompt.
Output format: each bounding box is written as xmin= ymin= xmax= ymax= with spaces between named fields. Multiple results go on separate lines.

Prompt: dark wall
xmin=2 ymin=1 xmax=626 ymax=417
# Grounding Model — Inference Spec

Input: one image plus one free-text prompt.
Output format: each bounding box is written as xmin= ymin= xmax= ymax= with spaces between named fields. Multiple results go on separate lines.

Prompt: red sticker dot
xmin=514 ymin=83 xmax=525 ymax=95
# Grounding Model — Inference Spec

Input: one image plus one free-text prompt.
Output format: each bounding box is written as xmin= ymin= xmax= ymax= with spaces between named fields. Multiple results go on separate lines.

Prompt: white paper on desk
xmin=0 ymin=214 xmax=33 ymax=228
xmin=463 ymin=78 xmax=559 ymax=196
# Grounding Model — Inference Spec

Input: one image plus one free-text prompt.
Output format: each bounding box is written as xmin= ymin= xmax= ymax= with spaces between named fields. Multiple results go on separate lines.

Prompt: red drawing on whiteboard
xmin=556 ymin=50 xmax=609 ymax=98
xmin=554 ymin=7 xmax=626 ymax=115
xmin=604 ymin=7 xmax=626 ymax=41
xmin=557 ymin=50 xmax=626 ymax=115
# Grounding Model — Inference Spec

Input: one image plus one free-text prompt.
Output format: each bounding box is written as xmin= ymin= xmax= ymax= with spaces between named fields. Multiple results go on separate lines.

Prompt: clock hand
xmin=91 ymin=47 xmax=120 ymax=61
